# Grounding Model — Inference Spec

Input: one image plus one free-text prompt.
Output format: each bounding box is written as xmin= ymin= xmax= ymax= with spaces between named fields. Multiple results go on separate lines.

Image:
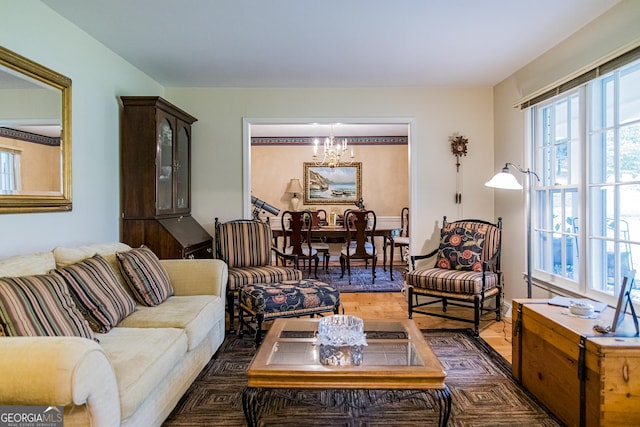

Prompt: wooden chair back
xmin=344 ymin=209 xmax=376 ymax=259
xmin=400 ymin=207 xmax=409 ymax=237
xmin=281 ymin=210 xmax=313 ymax=256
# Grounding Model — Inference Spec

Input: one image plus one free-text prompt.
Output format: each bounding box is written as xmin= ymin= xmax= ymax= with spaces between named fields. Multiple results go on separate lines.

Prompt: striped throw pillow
xmin=54 ymin=254 xmax=137 ymax=333
xmin=116 ymin=247 xmax=173 ymax=306
xmin=0 ymin=274 xmax=96 ymax=340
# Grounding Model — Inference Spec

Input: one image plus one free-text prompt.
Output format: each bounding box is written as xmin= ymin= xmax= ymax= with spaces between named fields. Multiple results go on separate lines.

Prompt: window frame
xmin=0 ymin=147 xmax=21 ymax=195
xmin=529 ymin=57 xmax=640 ymax=306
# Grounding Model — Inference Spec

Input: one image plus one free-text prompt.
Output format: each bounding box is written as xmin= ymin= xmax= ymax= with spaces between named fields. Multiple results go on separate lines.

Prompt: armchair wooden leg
xmin=473 ymin=296 xmax=480 ymax=337
xmin=254 ymin=313 xmax=265 ymax=346
xmin=408 ymin=287 xmax=414 ymax=319
xmin=227 ymin=289 xmax=236 ymax=334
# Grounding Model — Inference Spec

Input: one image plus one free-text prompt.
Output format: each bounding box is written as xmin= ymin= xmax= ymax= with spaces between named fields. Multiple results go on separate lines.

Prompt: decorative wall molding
xmin=0 ymin=127 xmax=60 ymax=146
xmin=251 ymin=136 xmax=408 ymax=146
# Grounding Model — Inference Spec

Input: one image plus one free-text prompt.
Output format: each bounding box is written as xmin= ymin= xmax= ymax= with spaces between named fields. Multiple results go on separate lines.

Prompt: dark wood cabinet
xmin=120 ymin=96 xmax=212 ymax=259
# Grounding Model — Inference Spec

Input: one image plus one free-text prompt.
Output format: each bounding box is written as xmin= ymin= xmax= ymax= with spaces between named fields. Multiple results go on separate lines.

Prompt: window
xmin=0 ymin=149 xmax=20 ymax=194
xmin=531 ymin=58 xmax=640 ymax=303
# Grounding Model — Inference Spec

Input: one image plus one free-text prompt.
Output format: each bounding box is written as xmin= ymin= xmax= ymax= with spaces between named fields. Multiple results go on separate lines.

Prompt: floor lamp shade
xmin=286 ymin=178 xmax=303 ymax=211
xmin=485 ymin=164 xmax=523 ymax=190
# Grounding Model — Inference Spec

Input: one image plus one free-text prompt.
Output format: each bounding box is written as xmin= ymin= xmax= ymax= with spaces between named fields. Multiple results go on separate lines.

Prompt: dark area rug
xmin=163 ymin=329 xmax=560 ymax=426
xmin=311 ymin=265 xmax=405 ymax=293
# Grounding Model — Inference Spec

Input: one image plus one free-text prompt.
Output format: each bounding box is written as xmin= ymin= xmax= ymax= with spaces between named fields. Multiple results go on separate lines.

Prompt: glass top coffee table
xmin=243 ymin=318 xmax=450 ymax=426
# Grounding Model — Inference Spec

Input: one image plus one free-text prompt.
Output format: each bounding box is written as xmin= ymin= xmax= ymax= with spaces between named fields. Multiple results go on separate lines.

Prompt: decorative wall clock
xmin=449 ymin=133 xmax=469 ymax=172
xmin=449 ymin=133 xmax=469 ymax=205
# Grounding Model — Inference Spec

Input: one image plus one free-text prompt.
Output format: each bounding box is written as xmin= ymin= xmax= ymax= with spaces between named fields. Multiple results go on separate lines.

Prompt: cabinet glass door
xmin=175 ymin=124 xmax=190 ymax=212
xmin=157 ymin=117 xmax=173 ymax=212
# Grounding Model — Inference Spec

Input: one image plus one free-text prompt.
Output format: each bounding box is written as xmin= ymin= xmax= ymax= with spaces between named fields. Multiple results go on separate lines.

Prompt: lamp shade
xmin=485 ymin=166 xmax=523 ymax=190
xmin=285 ymin=178 xmax=303 ymax=195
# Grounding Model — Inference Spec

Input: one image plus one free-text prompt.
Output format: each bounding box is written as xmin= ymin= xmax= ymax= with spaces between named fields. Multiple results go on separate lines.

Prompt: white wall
xmin=493 ymin=0 xmax=640 ymax=304
xmin=0 ymin=1 xmax=163 ymax=258
xmin=166 ymin=86 xmax=496 ymax=256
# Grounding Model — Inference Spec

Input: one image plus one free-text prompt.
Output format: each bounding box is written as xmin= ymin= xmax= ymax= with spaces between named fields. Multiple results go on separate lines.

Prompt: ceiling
xmin=42 ymin=0 xmax=620 ymax=88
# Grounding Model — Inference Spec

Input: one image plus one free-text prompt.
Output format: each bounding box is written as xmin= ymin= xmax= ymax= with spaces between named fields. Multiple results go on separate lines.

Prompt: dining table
xmin=271 ymin=225 xmax=399 ymax=280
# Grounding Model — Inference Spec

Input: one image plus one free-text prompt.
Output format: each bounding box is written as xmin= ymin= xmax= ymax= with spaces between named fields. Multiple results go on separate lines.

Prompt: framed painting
xmin=303 ymin=162 xmax=362 ymax=205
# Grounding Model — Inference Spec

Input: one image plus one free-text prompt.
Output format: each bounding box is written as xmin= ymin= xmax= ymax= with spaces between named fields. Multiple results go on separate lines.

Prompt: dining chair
xmin=281 ymin=210 xmax=320 ymax=278
xmin=306 ymin=209 xmax=330 ymax=271
xmin=340 ymin=209 xmax=377 ymax=285
xmin=316 ymin=209 xmax=328 ymax=226
xmin=388 ymin=207 xmax=409 ymax=275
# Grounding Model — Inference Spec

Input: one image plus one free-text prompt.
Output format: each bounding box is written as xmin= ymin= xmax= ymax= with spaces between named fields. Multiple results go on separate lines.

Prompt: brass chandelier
xmin=311 ymin=125 xmax=354 ymax=168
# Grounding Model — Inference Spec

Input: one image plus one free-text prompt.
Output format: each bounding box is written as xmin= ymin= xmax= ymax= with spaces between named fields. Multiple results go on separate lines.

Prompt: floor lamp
xmin=485 ymin=163 xmax=540 ymax=298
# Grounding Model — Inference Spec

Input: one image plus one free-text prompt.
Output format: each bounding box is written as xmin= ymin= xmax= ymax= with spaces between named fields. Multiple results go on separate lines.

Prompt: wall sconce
xmin=285 ymin=178 xmax=303 ymax=211
xmin=485 ymin=162 xmax=540 ymax=298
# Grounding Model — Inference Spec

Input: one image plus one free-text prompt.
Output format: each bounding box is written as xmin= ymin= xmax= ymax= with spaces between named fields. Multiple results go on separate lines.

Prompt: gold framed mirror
xmin=0 ymin=45 xmax=71 ymax=213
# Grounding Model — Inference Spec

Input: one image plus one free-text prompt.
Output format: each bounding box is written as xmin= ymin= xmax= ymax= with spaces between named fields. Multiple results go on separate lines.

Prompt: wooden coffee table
xmin=243 ymin=318 xmax=450 ymax=426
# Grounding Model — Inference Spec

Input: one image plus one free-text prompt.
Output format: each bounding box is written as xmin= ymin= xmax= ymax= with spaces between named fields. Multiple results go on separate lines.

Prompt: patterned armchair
xmin=406 ymin=216 xmax=502 ymax=336
xmin=215 ymin=218 xmax=302 ymax=332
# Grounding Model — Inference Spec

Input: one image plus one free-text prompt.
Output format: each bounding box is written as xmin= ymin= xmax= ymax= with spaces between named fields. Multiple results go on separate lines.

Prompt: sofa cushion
xmin=406 ymin=267 xmax=500 ymax=295
xmin=117 ymin=295 xmax=221 ymax=350
xmin=54 ymin=254 xmax=137 ymax=333
xmin=117 ymin=247 xmax=174 ymax=306
xmin=227 ymin=265 xmax=303 ymax=292
xmin=53 ymin=242 xmax=133 ymax=268
xmin=0 ymin=274 xmax=96 ymax=340
xmin=53 ymin=242 xmax=134 ymax=297
xmin=97 ymin=327 xmax=188 ymax=421
xmin=0 ymin=252 xmax=56 ymax=277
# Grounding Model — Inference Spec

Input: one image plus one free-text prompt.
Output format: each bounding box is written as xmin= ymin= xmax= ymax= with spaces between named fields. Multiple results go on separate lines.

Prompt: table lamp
xmin=285 ymin=178 xmax=303 ymax=211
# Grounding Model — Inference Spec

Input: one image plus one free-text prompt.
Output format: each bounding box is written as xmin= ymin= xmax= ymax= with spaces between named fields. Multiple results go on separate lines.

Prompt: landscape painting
xmin=303 ymin=162 xmax=362 ymax=205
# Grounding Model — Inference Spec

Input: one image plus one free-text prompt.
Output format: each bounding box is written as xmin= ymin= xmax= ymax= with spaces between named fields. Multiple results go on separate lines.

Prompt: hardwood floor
xmin=340 ymin=291 xmax=513 ymax=363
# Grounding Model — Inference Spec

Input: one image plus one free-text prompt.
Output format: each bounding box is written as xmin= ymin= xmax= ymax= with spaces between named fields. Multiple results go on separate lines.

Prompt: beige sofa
xmin=0 ymin=243 xmax=228 ymax=427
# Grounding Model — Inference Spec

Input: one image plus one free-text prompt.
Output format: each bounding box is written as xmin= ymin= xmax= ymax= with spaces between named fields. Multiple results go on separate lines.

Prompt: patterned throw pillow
xmin=116 ymin=246 xmax=173 ymax=306
xmin=54 ymin=254 xmax=137 ymax=333
xmin=435 ymin=226 xmax=486 ymax=271
xmin=0 ymin=274 xmax=96 ymax=340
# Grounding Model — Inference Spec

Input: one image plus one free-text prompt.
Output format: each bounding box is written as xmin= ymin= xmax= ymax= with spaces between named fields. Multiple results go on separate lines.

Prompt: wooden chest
xmin=512 ymin=299 xmax=640 ymax=426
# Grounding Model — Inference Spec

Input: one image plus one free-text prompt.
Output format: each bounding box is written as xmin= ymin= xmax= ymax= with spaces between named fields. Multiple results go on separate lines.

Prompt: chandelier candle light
xmin=312 ymin=125 xmax=354 ymax=168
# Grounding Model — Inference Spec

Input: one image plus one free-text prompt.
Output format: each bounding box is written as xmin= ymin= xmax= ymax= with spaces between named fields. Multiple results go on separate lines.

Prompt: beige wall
xmin=166 ymin=86 xmax=496 ymax=257
xmin=0 ymin=137 xmax=60 ymax=193
xmin=493 ymin=0 xmax=640 ymax=306
xmin=251 ymin=144 xmax=409 ymax=217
